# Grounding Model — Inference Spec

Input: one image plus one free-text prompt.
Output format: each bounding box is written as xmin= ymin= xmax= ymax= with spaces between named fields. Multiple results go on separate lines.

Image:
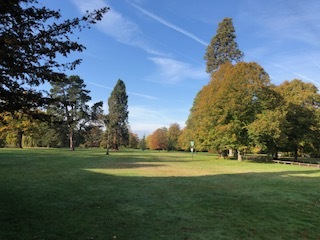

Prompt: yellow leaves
xmin=185 ymin=62 xmax=273 ymax=150
xmin=276 ymin=79 xmax=319 ymax=108
xmin=0 ymin=111 xmax=40 ymax=135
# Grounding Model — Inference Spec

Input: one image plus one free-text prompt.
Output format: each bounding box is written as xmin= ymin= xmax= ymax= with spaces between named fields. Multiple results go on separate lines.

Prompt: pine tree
xmin=48 ymin=75 xmax=92 ymax=151
xmin=204 ymin=17 xmax=244 ymax=74
xmin=106 ymin=79 xmax=129 ymax=151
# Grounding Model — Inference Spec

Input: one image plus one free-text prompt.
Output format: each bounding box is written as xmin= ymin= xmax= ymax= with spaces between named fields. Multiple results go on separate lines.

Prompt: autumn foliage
xmin=184 ymin=62 xmax=320 ymax=160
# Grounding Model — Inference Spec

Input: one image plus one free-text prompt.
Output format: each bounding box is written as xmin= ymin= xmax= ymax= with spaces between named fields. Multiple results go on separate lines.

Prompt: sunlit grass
xmin=1 ymin=148 xmax=319 ymax=239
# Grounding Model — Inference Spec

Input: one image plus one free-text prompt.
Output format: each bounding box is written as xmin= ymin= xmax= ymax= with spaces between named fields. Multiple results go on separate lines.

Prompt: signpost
xmin=190 ymin=141 xmax=195 ymax=159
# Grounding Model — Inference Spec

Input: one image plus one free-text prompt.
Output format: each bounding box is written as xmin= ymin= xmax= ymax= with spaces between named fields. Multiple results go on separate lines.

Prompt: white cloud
xmin=147 ymin=57 xmax=207 ymax=84
xmin=71 ymin=0 xmax=167 ymax=56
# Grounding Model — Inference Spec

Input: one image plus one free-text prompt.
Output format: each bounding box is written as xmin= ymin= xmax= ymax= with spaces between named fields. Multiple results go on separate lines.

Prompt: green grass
xmin=0 ymin=148 xmax=319 ymax=240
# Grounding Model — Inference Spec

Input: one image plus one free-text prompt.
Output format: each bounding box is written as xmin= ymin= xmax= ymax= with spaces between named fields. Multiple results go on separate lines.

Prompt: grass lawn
xmin=0 ymin=148 xmax=319 ymax=239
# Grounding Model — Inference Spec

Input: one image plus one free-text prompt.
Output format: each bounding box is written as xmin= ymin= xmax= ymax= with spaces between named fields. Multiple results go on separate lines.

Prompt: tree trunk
xmin=17 ymin=130 xmax=23 ymax=148
xmin=273 ymin=150 xmax=279 ymax=160
xmin=106 ymin=142 xmax=109 ymax=155
xmin=228 ymin=149 xmax=233 ymax=157
xmin=237 ymin=149 xmax=242 ymax=161
xmin=69 ymin=128 xmax=75 ymax=151
xmin=105 ymin=131 xmax=110 ymax=155
xmin=293 ymin=148 xmax=298 ymax=161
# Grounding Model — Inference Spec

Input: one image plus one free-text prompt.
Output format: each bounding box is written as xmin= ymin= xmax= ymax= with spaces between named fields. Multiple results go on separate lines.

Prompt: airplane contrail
xmin=130 ymin=2 xmax=208 ymax=47
xmin=130 ymin=2 xmax=319 ymax=87
xmin=250 ymin=55 xmax=320 ymax=86
xmin=86 ymin=81 xmax=158 ymax=100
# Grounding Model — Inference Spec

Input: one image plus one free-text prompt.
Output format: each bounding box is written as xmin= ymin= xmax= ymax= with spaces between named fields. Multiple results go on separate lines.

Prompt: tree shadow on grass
xmin=1 ymin=150 xmax=320 ymax=239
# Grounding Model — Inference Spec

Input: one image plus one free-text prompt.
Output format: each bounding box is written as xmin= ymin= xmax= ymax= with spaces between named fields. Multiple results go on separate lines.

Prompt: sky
xmin=42 ymin=0 xmax=320 ymax=137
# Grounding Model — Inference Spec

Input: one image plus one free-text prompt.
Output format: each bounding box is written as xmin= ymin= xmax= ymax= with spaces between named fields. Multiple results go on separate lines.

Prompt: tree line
xmin=145 ymin=17 xmax=320 ymax=162
xmin=182 ymin=63 xmax=320 ymax=161
xmin=0 ymin=77 xmax=130 ymax=152
xmin=0 ymin=1 xmax=129 ymax=152
xmin=1 ymin=2 xmax=319 ymax=161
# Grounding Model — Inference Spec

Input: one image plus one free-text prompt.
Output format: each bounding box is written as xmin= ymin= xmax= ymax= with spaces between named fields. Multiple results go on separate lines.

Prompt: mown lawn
xmin=0 ymin=148 xmax=319 ymax=239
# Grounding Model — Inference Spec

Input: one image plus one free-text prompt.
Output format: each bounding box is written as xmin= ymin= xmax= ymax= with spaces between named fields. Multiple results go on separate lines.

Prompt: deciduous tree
xmin=147 ymin=127 xmax=168 ymax=150
xmin=0 ymin=0 xmax=108 ymax=113
xmin=185 ymin=62 xmax=275 ymax=160
xmin=129 ymin=132 xmax=139 ymax=149
xmin=275 ymin=79 xmax=320 ymax=160
xmin=167 ymin=123 xmax=182 ymax=151
xmin=248 ymin=109 xmax=286 ymax=159
xmin=0 ymin=111 xmax=39 ymax=148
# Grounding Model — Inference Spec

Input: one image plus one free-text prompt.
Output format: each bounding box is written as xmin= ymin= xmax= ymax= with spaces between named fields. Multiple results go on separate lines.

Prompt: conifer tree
xmin=204 ymin=17 xmax=244 ymax=74
xmin=106 ymin=79 xmax=129 ymax=151
xmin=49 ymin=75 xmax=92 ymax=151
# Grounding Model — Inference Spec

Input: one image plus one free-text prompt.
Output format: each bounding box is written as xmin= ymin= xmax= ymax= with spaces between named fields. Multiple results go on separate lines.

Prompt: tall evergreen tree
xmin=106 ymin=79 xmax=129 ymax=151
xmin=48 ymin=75 xmax=92 ymax=151
xmin=204 ymin=17 xmax=244 ymax=74
xmin=0 ymin=0 xmax=108 ymax=114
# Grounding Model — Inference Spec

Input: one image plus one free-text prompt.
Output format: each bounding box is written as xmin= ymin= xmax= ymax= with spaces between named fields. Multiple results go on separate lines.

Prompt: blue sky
xmin=42 ymin=0 xmax=320 ymax=136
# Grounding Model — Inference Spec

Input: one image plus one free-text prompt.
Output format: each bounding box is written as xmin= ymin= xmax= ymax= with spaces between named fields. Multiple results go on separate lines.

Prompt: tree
xmin=147 ymin=127 xmax=168 ymax=150
xmin=167 ymin=123 xmax=182 ymax=151
xmin=32 ymin=121 xmax=68 ymax=148
xmin=83 ymin=125 xmax=104 ymax=148
xmin=0 ymin=111 xmax=39 ymax=148
xmin=275 ymin=79 xmax=320 ymax=160
xmin=129 ymin=132 xmax=139 ymax=149
xmin=48 ymin=75 xmax=92 ymax=150
xmin=185 ymin=62 xmax=275 ymax=160
xmin=105 ymin=79 xmax=129 ymax=151
xmin=138 ymin=134 xmax=147 ymax=150
xmin=204 ymin=17 xmax=244 ymax=74
xmin=178 ymin=127 xmax=194 ymax=151
xmin=77 ymin=101 xmax=105 ymax=148
xmin=310 ymin=108 xmax=320 ymax=157
xmin=0 ymin=0 xmax=108 ymax=114
xmin=248 ymin=109 xmax=287 ymax=159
